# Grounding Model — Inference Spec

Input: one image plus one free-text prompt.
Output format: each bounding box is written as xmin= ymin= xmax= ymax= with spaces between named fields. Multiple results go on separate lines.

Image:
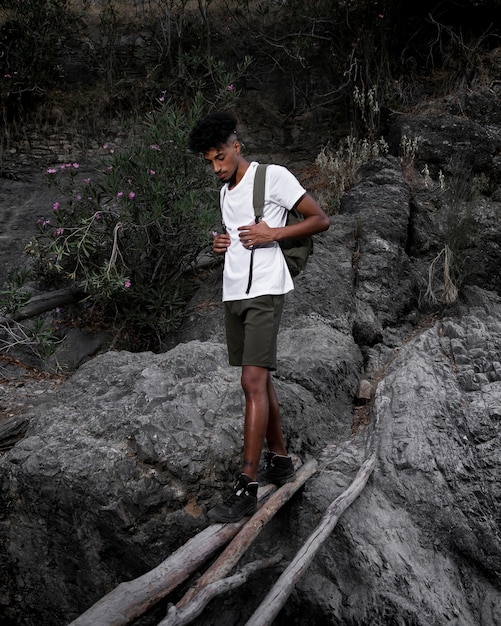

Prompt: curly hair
xmin=188 ymin=111 xmax=238 ymax=154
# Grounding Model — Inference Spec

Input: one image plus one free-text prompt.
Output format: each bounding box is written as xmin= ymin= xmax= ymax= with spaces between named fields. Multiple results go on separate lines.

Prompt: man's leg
xmin=258 ymin=373 xmax=296 ymax=487
xmin=208 ymin=296 xmax=290 ymax=522
xmin=265 ymin=373 xmax=288 ymax=456
xmin=241 ymin=364 xmax=270 ymax=480
xmin=207 ymin=363 xmax=266 ymax=522
xmin=241 ymin=366 xmax=293 ymax=486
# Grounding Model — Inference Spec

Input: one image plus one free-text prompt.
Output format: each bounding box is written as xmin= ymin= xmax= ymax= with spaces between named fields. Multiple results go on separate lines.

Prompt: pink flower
xmin=212 ymin=231 xmax=218 ymax=237
xmin=150 ymin=144 xmax=160 ymax=151
xmin=53 ymin=202 xmax=60 ymax=211
xmin=227 ymin=84 xmax=235 ymax=91
xmin=149 ymin=169 xmax=156 ymax=176
xmin=124 ymin=280 xmax=131 ymax=288
xmin=83 ymin=178 xmax=91 ymax=184
xmin=47 ymin=168 xmax=57 ymax=174
xmin=117 ymin=191 xmax=124 ymax=198
xmin=54 ymin=227 xmax=64 ymax=236
xmin=128 ymin=191 xmax=135 ymax=200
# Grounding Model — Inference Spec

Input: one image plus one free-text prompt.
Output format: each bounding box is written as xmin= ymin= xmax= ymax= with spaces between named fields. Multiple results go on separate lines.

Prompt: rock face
xmin=297 ymin=286 xmax=501 ymax=626
xmin=1 ymin=101 xmax=501 ymax=626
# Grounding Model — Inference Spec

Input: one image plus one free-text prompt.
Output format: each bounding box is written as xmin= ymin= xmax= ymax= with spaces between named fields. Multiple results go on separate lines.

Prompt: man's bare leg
xmin=240 ymin=364 xmax=271 ymax=480
xmin=265 ymin=372 xmax=288 ymax=455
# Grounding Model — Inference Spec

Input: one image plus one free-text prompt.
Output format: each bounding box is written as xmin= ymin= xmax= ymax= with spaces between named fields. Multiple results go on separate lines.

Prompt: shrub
xmin=25 ymin=93 xmax=225 ymax=350
xmin=425 ymin=163 xmax=481 ymax=306
xmin=315 ymin=135 xmax=389 ymax=214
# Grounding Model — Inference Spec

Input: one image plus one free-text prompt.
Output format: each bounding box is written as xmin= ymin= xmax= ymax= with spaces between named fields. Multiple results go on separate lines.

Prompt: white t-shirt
xmin=220 ymin=161 xmax=306 ymax=302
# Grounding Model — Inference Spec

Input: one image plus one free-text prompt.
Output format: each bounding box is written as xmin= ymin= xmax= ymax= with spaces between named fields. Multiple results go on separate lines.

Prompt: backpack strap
xmin=246 ymin=164 xmax=268 ymax=294
xmin=253 ymin=164 xmax=267 ymax=219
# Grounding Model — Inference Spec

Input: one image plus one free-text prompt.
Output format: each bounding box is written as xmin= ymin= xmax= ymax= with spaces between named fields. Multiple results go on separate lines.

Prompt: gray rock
xmin=0 ymin=319 xmax=359 ymax=623
xmin=293 ymin=286 xmax=501 ymax=625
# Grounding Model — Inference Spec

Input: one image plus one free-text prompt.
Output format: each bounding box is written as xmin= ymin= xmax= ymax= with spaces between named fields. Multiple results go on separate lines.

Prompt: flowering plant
xmin=27 ymin=94 xmax=221 ymax=350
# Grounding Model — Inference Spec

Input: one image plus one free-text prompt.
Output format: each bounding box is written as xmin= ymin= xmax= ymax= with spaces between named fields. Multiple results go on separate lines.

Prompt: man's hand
xmin=213 ymin=232 xmax=230 ymax=254
xmin=238 ymin=220 xmax=275 ymax=248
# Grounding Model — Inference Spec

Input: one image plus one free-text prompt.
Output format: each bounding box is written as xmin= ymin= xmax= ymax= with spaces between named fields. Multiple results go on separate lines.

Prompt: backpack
xmin=251 ymin=163 xmax=313 ymax=280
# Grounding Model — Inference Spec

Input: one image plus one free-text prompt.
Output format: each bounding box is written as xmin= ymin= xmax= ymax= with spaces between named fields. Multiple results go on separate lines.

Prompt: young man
xmin=188 ymin=111 xmax=329 ymax=523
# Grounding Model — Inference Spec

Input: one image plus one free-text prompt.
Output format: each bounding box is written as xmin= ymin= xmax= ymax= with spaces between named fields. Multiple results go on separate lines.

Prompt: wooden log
xmin=0 ymin=288 xmax=82 ymax=324
xmin=163 ymin=554 xmax=283 ymax=626
xmin=171 ymin=459 xmax=318 ymax=614
xmin=68 ymin=483 xmax=278 ymax=626
xmin=244 ymin=453 xmax=376 ymax=626
xmin=0 ymin=415 xmax=29 ymax=450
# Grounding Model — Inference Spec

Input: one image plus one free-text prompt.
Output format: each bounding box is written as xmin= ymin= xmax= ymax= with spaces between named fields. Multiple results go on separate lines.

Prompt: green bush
xmin=26 ymin=93 xmax=225 ymax=350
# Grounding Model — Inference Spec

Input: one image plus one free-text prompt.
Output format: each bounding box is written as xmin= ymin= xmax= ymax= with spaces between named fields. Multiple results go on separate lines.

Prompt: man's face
xmin=204 ymin=140 xmax=240 ymax=184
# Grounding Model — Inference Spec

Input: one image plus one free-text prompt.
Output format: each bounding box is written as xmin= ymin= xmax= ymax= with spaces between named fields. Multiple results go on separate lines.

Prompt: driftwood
xmin=245 ymin=453 xmax=377 ymax=626
xmin=0 ymin=288 xmax=82 ymax=324
xmin=68 ymin=483 xmax=279 ymax=626
xmin=174 ymin=461 xmax=318 ymax=607
xmin=163 ymin=554 xmax=283 ymax=626
xmin=162 ymin=459 xmax=318 ymax=626
xmin=0 ymin=415 xmax=29 ymax=451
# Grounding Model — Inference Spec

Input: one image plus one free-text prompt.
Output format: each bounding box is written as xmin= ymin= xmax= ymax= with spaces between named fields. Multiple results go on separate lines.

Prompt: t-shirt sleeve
xmin=266 ymin=164 xmax=306 ymax=211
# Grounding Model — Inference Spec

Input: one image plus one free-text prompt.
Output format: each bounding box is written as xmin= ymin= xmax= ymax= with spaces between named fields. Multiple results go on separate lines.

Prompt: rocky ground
xmin=0 ymin=356 xmax=65 ymax=424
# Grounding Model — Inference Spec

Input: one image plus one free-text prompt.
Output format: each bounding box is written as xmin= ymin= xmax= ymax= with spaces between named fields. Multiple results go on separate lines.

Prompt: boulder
xmin=291 ymin=286 xmax=501 ymax=625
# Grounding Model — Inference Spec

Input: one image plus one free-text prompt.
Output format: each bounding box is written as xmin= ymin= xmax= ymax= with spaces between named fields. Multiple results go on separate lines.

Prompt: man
xmin=188 ymin=111 xmax=329 ymax=523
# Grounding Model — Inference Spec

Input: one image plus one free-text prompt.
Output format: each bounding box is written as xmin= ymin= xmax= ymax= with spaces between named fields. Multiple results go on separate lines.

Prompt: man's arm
xmin=285 ymin=192 xmax=330 ymax=238
xmin=238 ymin=193 xmax=329 ymax=249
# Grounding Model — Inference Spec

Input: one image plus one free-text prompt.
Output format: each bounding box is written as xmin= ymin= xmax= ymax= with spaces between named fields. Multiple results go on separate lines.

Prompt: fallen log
xmin=163 ymin=554 xmax=283 ymax=626
xmin=68 ymin=483 xmax=278 ymax=626
xmin=245 ymin=453 xmax=376 ymax=626
xmin=162 ymin=459 xmax=318 ymax=625
xmin=0 ymin=415 xmax=29 ymax=451
xmin=0 ymin=288 xmax=82 ymax=324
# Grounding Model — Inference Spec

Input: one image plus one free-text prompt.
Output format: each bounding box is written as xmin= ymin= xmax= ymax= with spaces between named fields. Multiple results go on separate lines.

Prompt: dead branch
xmin=68 ymin=483 xmax=278 ymax=626
xmin=0 ymin=288 xmax=82 ymax=325
xmin=164 ymin=553 xmax=283 ymax=626
xmin=244 ymin=453 xmax=376 ymax=626
xmin=0 ymin=415 xmax=29 ymax=451
xmin=168 ymin=459 xmax=318 ymax=619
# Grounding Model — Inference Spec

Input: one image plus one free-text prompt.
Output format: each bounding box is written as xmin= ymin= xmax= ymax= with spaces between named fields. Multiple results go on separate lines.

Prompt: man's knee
xmin=241 ymin=366 xmax=269 ymax=396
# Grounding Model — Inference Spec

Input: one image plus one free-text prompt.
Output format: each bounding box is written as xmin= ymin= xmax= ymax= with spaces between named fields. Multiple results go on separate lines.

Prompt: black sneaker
xmin=207 ymin=474 xmax=258 ymax=523
xmin=257 ymin=451 xmax=296 ymax=486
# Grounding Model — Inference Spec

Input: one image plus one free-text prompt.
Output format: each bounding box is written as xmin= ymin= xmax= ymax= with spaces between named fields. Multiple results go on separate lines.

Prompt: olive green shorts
xmin=224 ymin=294 xmax=285 ymax=370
